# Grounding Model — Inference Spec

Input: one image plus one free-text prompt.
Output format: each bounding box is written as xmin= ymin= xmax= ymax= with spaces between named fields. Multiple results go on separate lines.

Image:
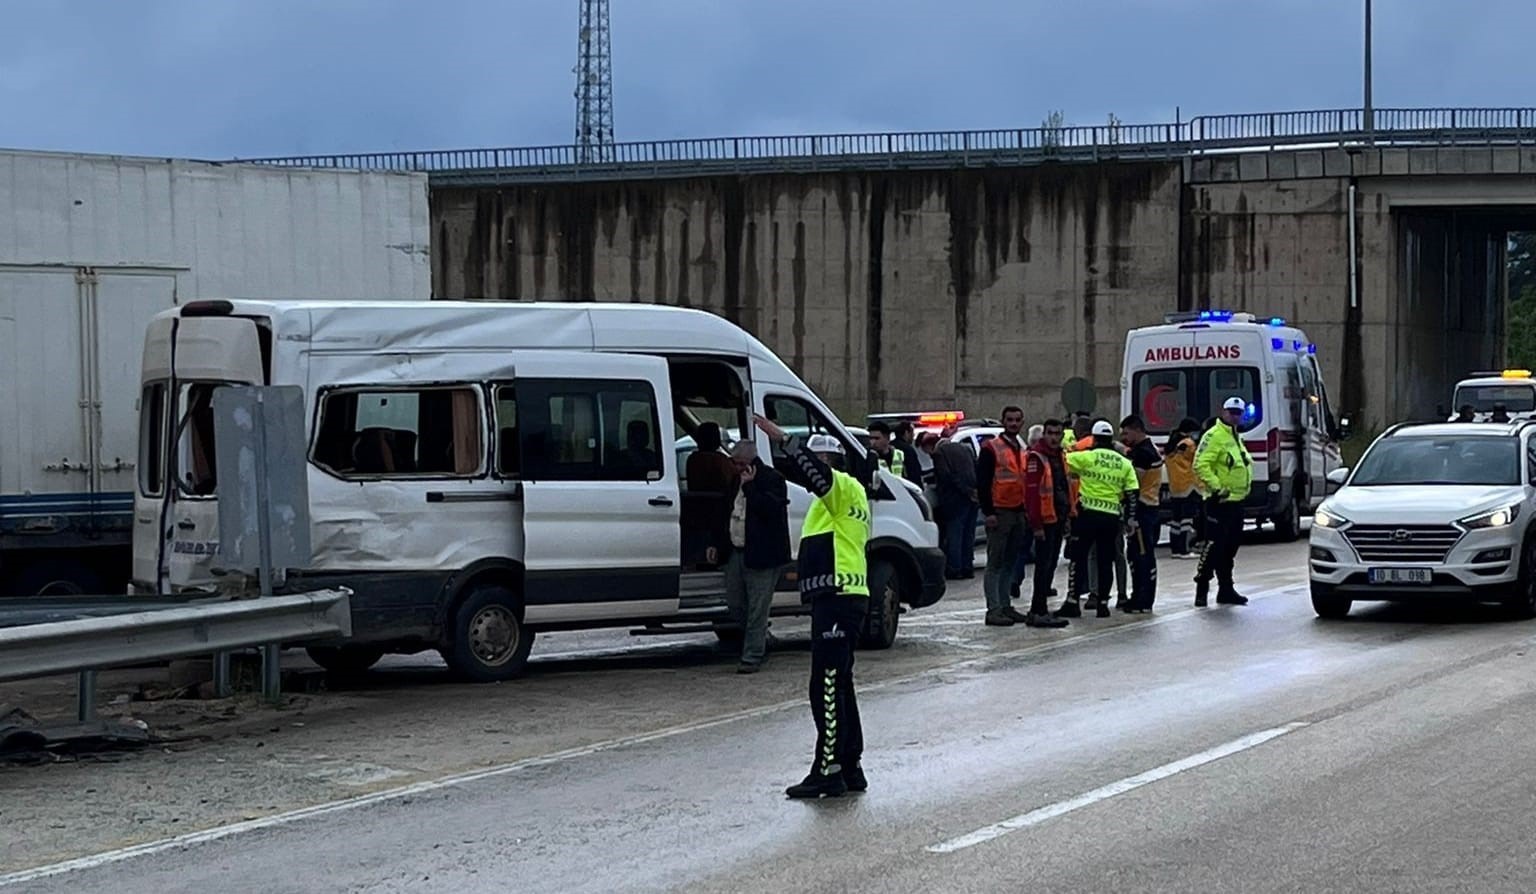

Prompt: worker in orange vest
xmin=1022 ymin=418 xmax=1073 ymax=628
xmin=977 ymin=406 xmax=1031 ymax=627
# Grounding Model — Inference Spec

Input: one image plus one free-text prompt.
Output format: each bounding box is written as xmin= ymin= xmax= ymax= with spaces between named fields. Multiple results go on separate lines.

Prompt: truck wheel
xmin=9 ymin=560 xmax=105 ymax=597
xmin=859 ymin=559 xmax=900 ymax=650
xmin=305 ymin=645 xmax=385 ymax=675
xmin=1310 ymin=582 xmax=1351 ymax=619
xmin=444 ymin=583 xmax=534 ymax=682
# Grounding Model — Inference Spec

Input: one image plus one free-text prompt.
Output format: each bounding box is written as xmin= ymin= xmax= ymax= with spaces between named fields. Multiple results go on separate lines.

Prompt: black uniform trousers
xmin=1196 ymin=498 xmax=1244 ymax=590
xmin=808 ymin=593 xmax=867 ymax=777
xmin=1128 ymin=504 xmax=1161 ymax=610
xmin=1069 ymin=510 xmax=1120 ymax=601
xmin=1031 ymin=522 xmax=1066 ymax=616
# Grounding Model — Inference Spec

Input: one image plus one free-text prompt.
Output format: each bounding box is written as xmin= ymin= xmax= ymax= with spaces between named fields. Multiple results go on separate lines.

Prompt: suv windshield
xmin=1453 ymin=383 xmax=1536 ymax=414
xmin=1352 ymin=435 xmax=1520 ymax=486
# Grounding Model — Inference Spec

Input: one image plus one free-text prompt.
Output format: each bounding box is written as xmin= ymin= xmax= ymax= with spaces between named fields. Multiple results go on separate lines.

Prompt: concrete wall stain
xmin=792 ymin=220 xmax=807 ymax=371
xmin=675 ymin=218 xmax=690 ymax=307
xmin=867 ymin=178 xmax=888 ymax=409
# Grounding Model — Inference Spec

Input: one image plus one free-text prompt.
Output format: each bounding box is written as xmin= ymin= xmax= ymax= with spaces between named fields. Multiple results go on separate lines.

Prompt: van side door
xmin=511 ymin=351 xmax=682 ymax=621
xmin=1299 ymin=356 xmax=1333 ymax=510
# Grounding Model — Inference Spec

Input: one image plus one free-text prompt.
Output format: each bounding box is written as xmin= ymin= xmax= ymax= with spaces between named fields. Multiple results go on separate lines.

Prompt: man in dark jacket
xmin=930 ymin=434 xmax=980 ymax=579
xmin=708 ymin=440 xmax=792 ymax=673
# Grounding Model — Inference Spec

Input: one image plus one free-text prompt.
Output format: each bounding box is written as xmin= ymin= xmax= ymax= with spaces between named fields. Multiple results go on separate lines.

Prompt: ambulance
xmin=1120 ymin=310 xmax=1345 ymax=541
xmin=1447 ymin=370 xmax=1536 ymax=422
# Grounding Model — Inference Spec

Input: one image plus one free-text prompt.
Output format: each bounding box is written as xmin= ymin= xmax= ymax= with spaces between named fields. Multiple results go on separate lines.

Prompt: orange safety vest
xmin=1034 ymin=449 xmax=1080 ymax=524
xmin=988 ymin=436 xmax=1027 ymax=509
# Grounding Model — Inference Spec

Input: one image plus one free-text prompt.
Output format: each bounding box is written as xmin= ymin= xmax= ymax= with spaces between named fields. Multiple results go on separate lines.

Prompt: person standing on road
xmin=931 ymin=432 xmax=980 ymax=580
xmin=1022 ymin=419 xmax=1073 ymax=628
xmin=1061 ymin=420 xmax=1138 ymax=619
xmin=868 ymin=421 xmax=923 ymax=488
xmin=1193 ymin=397 xmax=1254 ymax=608
xmin=977 ymin=406 xmax=1032 ymax=627
xmin=1120 ymin=415 xmax=1163 ymax=613
xmin=753 ymin=415 xmax=871 ymax=800
xmin=707 ymin=440 xmax=792 ymax=674
xmin=1163 ymin=418 xmax=1201 ymax=558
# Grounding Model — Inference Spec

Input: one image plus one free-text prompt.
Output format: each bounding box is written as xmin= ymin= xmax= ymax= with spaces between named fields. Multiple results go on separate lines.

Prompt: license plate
xmin=1368 ymin=567 xmax=1433 ymax=585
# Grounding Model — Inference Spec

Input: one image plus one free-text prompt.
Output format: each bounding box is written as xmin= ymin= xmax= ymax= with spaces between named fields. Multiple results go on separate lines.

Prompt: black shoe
xmin=1003 ymin=606 xmax=1031 ymax=623
xmin=1096 ymin=602 xmax=1112 ymax=618
xmin=1217 ymin=590 xmax=1249 ymax=606
xmin=1115 ymin=597 xmax=1130 ymax=612
xmin=1056 ymin=599 xmax=1082 ymax=618
xmin=842 ymin=764 xmax=868 ymax=792
xmin=736 ymin=661 xmax=762 ymax=674
xmin=1194 ymin=580 xmax=1210 ymax=608
xmin=787 ymin=772 xmax=848 ymax=799
xmin=1023 ymin=612 xmax=1069 ymax=628
xmin=1083 ymin=597 xmax=1102 ymax=611
xmin=985 ymin=611 xmax=1016 ymax=627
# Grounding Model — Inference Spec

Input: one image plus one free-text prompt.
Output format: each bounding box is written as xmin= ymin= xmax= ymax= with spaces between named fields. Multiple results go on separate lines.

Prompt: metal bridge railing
xmin=234 ymin=107 xmax=1536 ymax=182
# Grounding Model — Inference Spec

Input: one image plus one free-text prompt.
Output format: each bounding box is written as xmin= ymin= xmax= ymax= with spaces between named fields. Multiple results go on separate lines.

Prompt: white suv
xmin=1308 ymin=421 xmax=1536 ymax=619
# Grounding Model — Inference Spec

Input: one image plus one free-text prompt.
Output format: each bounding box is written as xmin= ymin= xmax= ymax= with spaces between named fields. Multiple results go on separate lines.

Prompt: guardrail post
xmin=262 ymin=643 xmax=282 ymax=705
xmin=77 ymin=669 xmax=96 ymax=722
xmin=213 ymin=650 xmax=231 ymax=697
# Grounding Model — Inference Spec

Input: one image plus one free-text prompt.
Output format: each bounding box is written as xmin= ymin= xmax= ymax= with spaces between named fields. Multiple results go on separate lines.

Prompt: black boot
xmin=1024 ymin=612 xmax=1069 ymax=628
xmin=1194 ymin=579 xmax=1210 ymax=608
xmin=1003 ymin=606 xmax=1031 ymax=623
xmin=1217 ymin=587 xmax=1248 ymax=606
xmin=985 ymin=610 xmax=1016 ymax=627
xmin=1096 ymin=600 xmax=1112 ymax=619
xmin=842 ymin=764 xmax=868 ymax=793
xmin=787 ymin=771 xmax=848 ymax=799
xmin=1057 ymin=598 xmax=1082 ymax=618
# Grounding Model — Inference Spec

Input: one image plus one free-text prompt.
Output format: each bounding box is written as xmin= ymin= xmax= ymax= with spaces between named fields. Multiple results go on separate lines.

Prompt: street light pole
xmin=1364 ymin=0 xmax=1374 ymax=136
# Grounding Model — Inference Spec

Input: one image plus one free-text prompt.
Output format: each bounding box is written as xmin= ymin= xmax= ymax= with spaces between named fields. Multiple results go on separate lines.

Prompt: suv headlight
xmin=1314 ymin=507 xmax=1350 ymax=529
xmin=1460 ymin=504 xmax=1522 ymax=530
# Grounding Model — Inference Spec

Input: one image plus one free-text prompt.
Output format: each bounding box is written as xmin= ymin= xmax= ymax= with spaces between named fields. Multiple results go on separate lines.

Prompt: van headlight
xmin=1313 ymin=507 xmax=1349 ymax=529
xmin=1460 ymin=504 xmax=1522 ymax=530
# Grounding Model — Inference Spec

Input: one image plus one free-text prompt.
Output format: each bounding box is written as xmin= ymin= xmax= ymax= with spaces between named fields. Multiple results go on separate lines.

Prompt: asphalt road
xmin=11 ymin=534 xmax=1536 ymax=893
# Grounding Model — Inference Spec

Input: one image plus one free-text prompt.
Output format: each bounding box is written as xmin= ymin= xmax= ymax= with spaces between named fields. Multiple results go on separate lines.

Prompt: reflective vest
xmin=878 ymin=447 xmax=906 ymax=480
xmin=1165 ymin=436 xmax=1199 ymax=497
xmin=1195 ymin=423 xmax=1253 ymax=501
xmin=1066 ymin=447 xmax=1138 ymax=516
xmin=987 ymin=436 xmax=1027 ymax=509
xmin=799 ymin=469 xmax=871 ymax=598
xmin=1033 ymin=448 xmax=1079 ymax=524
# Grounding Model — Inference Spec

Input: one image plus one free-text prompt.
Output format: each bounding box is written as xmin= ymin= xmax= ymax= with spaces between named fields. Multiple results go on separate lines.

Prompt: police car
xmin=1308 ymin=421 xmax=1536 ymax=619
xmin=1447 ymin=370 xmax=1536 ymax=422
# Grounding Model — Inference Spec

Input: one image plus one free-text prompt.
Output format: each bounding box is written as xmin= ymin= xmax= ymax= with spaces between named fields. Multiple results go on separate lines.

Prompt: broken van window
xmin=313 ymin=386 xmax=484 ymax=478
xmin=176 ymin=383 xmax=221 ymax=496
xmin=139 ymin=382 xmax=167 ymax=497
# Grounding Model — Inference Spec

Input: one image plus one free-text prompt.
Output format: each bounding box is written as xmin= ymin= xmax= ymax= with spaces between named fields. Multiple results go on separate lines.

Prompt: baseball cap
xmin=807 ymin=433 xmax=844 ymax=455
xmin=1091 ymin=420 xmax=1114 ymax=436
xmin=1222 ymin=397 xmax=1247 ymax=412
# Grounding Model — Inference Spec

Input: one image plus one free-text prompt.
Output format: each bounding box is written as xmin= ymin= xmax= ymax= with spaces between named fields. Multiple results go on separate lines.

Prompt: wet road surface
xmin=10 ymin=536 xmax=1536 ymax=892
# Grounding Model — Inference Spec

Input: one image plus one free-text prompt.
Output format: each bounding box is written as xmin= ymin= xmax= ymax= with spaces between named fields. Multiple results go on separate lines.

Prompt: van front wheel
xmin=445 ymin=584 xmax=534 ymax=682
xmin=859 ymin=559 xmax=900 ymax=650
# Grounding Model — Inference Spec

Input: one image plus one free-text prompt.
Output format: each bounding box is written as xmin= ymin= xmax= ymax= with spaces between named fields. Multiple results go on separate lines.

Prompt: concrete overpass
xmin=249 ymin=108 xmax=1536 ymax=430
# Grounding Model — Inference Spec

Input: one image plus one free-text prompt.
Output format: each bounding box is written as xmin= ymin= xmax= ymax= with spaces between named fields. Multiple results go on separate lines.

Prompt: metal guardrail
xmin=0 ymin=589 xmax=352 ymax=721
xmin=233 ymin=107 xmax=1536 ymax=183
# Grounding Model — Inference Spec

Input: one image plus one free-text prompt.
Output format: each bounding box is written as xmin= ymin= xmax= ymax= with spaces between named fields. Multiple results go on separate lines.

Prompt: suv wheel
xmin=1310 ymin=581 xmax=1351 ymax=619
xmin=1502 ymin=541 xmax=1536 ymax=620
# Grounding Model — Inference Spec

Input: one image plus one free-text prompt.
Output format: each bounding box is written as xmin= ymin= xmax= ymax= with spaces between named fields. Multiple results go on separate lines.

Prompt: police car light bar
xmin=1466 ymin=369 xmax=1535 ymax=379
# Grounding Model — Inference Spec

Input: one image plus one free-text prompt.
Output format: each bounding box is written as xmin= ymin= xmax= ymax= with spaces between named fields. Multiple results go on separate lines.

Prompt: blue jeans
xmin=942 ymin=501 xmax=978 ymax=575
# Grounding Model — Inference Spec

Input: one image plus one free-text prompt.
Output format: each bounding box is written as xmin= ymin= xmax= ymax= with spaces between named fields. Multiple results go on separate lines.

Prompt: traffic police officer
xmin=1193 ymin=396 xmax=1254 ymax=607
xmin=1060 ymin=420 xmax=1139 ymax=619
xmin=753 ymin=414 xmax=871 ymax=799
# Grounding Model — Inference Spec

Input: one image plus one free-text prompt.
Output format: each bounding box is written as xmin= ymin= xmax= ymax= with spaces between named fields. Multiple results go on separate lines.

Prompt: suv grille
xmin=1343 ymin=524 xmax=1463 ymax=563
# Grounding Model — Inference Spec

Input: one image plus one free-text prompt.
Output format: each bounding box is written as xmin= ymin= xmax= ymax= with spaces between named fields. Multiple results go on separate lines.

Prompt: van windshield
xmin=1453 ymin=383 xmax=1536 ymax=414
xmin=1131 ymin=366 xmax=1262 ymax=434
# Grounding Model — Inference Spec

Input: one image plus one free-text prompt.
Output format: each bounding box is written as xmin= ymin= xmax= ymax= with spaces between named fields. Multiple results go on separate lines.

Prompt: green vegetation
xmin=1508 ymin=232 xmax=1536 ymax=369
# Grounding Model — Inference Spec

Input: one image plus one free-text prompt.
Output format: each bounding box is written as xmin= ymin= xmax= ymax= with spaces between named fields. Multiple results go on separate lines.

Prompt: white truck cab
xmin=131 ymin=300 xmax=946 ymax=680
xmin=1448 ymin=370 xmax=1536 ymax=422
xmin=1121 ymin=310 xmax=1345 ymax=540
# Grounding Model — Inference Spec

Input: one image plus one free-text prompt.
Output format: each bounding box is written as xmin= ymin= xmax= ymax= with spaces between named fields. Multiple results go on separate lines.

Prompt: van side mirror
xmin=1326 ymin=467 xmax=1350 ymax=492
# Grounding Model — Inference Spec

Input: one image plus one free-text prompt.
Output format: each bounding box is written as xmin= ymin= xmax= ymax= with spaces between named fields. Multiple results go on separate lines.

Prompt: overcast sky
xmin=2 ymin=0 xmax=1530 ymax=160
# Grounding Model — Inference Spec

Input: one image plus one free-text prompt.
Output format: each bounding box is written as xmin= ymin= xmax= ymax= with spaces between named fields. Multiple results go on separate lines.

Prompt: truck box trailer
xmin=0 ymin=149 xmax=429 ymax=595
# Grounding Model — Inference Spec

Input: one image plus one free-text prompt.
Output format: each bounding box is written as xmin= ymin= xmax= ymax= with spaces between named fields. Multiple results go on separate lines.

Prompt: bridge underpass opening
xmin=1393 ymin=207 xmax=1536 ymax=422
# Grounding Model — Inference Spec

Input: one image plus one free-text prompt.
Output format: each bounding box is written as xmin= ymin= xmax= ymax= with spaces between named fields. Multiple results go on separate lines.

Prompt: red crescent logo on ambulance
xmin=1143 ymin=384 xmax=1179 ymax=429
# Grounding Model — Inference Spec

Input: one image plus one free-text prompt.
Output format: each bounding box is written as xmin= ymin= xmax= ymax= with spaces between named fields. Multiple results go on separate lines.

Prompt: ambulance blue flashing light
xmin=1308 ymin=344 xmax=1317 ymax=354
xmin=1242 ymin=402 xmax=1258 ymax=422
xmin=1270 ymin=338 xmax=1285 ymax=351
xmin=1198 ymin=310 xmax=1234 ymax=323
xmin=1267 ymin=317 xmax=1286 ymax=327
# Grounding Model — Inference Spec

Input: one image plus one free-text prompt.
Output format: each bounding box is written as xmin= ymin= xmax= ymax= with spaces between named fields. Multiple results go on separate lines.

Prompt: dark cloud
xmin=0 ymin=0 xmax=1527 ymax=159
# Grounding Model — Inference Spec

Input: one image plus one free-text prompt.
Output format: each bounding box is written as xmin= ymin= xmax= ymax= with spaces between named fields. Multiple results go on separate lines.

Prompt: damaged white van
xmin=131 ymin=300 xmax=946 ymax=680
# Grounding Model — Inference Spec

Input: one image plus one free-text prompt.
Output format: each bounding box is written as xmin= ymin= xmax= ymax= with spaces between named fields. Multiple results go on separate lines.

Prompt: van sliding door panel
xmin=510 ymin=351 xmax=681 ymax=622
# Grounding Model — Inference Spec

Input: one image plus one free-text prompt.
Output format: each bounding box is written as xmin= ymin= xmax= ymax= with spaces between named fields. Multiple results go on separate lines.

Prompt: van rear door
xmin=161 ymin=316 xmax=266 ymax=592
xmin=509 ymin=351 xmax=682 ymax=619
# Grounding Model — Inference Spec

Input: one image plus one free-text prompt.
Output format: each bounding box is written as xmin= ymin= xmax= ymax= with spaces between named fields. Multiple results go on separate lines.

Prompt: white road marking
xmin=0 ymin=580 xmax=1306 ymax=887
xmin=926 ymin=721 xmax=1310 ymax=854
